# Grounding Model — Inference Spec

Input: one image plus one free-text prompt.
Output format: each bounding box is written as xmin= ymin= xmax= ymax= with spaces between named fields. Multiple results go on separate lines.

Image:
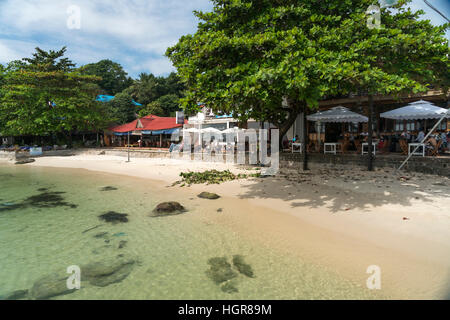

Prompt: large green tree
xmin=81 ymin=59 xmax=133 ymax=95
xmin=0 ymin=47 xmax=109 ymax=143
xmin=167 ymin=0 xmax=449 ymax=150
xmin=125 ymin=72 xmax=185 ymax=115
xmin=106 ymin=92 xmax=137 ymax=124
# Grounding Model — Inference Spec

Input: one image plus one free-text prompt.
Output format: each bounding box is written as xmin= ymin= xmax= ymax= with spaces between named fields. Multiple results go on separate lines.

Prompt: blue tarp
xmin=141 ymin=128 xmax=179 ymax=135
xmin=96 ymin=95 xmax=142 ymax=106
xmin=113 ymin=132 xmax=131 ymax=136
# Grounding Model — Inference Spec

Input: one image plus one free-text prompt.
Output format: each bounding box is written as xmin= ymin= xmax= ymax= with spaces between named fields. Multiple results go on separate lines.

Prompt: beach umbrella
xmin=380 ymin=100 xmax=449 ymax=120
xmin=201 ymin=127 xmax=222 ymax=133
xmin=307 ymin=106 xmax=368 ymax=123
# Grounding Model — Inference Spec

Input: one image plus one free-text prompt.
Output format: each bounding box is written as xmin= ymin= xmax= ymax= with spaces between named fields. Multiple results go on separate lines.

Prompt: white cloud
xmin=0 ymin=0 xmax=212 ymax=75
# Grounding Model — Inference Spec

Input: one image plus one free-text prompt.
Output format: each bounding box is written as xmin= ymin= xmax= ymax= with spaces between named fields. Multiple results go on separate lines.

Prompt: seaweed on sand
xmin=0 ymin=191 xmax=77 ymax=212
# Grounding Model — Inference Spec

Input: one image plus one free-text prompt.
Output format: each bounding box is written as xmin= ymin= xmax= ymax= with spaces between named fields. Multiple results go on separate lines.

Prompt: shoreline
xmin=2 ymin=155 xmax=450 ymax=299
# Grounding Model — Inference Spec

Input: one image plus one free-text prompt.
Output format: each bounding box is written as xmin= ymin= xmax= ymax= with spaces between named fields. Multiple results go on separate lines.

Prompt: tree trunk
xmin=302 ymin=105 xmax=309 ymax=171
xmin=368 ymin=94 xmax=374 ymax=171
xmin=278 ymin=108 xmax=300 ymax=148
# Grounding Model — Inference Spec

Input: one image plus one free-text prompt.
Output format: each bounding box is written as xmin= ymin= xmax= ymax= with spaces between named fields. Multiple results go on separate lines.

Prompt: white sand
xmin=5 ymin=154 xmax=450 ymax=299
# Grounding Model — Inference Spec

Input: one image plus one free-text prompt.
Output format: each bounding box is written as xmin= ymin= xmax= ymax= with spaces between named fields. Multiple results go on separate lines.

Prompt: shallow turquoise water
xmin=0 ymin=163 xmax=382 ymax=299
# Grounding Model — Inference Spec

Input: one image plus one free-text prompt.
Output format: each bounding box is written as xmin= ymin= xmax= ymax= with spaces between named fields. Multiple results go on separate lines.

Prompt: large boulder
xmin=15 ymin=158 xmax=35 ymax=165
xmin=81 ymin=258 xmax=135 ymax=287
xmin=30 ymin=273 xmax=75 ymax=300
xmin=150 ymin=202 xmax=186 ymax=217
xmin=197 ymin=192 xmax=221 ymax=200
xmin=1 ymin=289 xmax=29 ymax=300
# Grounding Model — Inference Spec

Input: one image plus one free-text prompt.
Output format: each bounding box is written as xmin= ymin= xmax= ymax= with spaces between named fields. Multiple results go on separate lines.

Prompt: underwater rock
xmin=118 ymin=240 xmax=127 ymax=249
xmin=81 ymin=258 xmax=135 ymax=287
xmin=98 ymin=211 xmax=128 ymax=223
xmin=37 ymin=188 xmax=48 ymax=192
xmin=94 ymin=232 xmax=108 ymax=239
xmin=15 ymin=159 xmax=35 ymax=165
xmin=232 ymin=255 xmax=254 ymax=278
xmin=150 ymin=202 xmax=186 ymax=217
xmin=197 ymin=192 xmax=220 ymax=200
xmin=1 ymin=289 xmax=29 ymax=300
xmin=206 ymin=257 xmax=237 ymax=285
xmin=100 ymin=186 xmax=118 ymax=191
xmin=220 ymin=281 xmax=238 ymax=294
xmin=25 ymin=191 xmax=77 ymax=209
xmin=30 ymin=273 xmax=75 ymax=300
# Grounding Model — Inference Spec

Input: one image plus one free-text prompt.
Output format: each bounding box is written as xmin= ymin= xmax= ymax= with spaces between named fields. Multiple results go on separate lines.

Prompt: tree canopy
xmin=0 ymin=47 xmax=109 ymax=140
xmin=167 ymin=0 xmax=449 ymax=139
xmin=81 ymin=59 xmax=133 ymax=95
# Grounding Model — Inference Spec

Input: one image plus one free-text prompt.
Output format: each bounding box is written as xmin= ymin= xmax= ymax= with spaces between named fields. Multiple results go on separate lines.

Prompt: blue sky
xmin=0 ymin=0 xmax=448 ymax=79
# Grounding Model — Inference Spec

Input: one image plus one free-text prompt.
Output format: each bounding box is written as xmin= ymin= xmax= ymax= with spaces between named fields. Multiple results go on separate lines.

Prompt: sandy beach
xmin=4 ymin=154 xmax=450 ymax=299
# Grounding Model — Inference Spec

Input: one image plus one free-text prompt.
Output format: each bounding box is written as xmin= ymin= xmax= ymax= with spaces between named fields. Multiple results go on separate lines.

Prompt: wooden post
xmin=160 ymin=134 xmax=162 ymax=148
xmin=302 ymin=105 xmax=309 ymax=171
xmin=127 ymin=132 xmax=130 ymax=162
xmin=368 ymin=95 xmax=374 ymax=171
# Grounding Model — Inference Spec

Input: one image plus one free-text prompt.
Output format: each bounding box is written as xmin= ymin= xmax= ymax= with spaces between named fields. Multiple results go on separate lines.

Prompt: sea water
xmin=0 ymin=163 xmax=383 ymax=299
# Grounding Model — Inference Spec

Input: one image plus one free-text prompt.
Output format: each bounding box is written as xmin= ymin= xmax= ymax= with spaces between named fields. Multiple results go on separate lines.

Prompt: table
xmin=408 ymin=143 xmax=425 ymax=157
xmin=324 ymin=143 xmax=341 ymax=155
xmin=362 ymin=143 xmax=377 ymax=155
xmin=292 ymin=143 xmax=303 ymax=153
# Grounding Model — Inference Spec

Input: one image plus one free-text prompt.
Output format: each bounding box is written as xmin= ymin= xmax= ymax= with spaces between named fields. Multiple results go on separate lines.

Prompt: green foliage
xmin=106 ymin=92 xmax=137 ymax=124
xmin=173 ymin=169 xmax=260 ymax=186
xmin=167 ymin=0 xmax=450 ymax=139
xmin=0 ymin=47 xmax=109 ymax=138
xmin=125 ymin=72 xmax=185 ymax=116
xmin=81 ymin=59 xmax=133 ymax=95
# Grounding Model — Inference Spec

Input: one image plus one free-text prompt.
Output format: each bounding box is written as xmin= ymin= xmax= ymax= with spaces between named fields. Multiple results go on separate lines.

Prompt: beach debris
xmin=206 ymin=257 xmax=238 ymax=287
xmin=81 ymin=257 xmax=135 ymax=287
xmin=98 ymin=151 xmax=106 ymax=155
xmin=113 ymin=232 xmax=127 ymax=237
xmin=30 ymin=273 xmax=76 ymax=300
xmin=150 ymin=202 xmax=186 ymax=217
xmin=197 ymin=192 xmax=221 ymax=200
xmin=402 ymin=217 xmax=410 ymax=221
xmin=232 ymin=255 xmax=254 ymax=278
xmin=1 ymin=289 xmax=29 ymax=300
xmin=100 ymin=186 xmax=118 ymax=191
xmin=217 ymin=208 xmax=223 ymax=213
xmin=14 ymin=159 xmax=35 ymax=165
xmin=98 ymin=211 xmax=129 ymax=223
xmin=82 ymin=225 xmax=103 ymax=234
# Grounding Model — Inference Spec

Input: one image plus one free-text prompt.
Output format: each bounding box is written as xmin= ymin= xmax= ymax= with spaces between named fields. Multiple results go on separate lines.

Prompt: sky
xmin=0 ymin=0 xmax=448 ymax=79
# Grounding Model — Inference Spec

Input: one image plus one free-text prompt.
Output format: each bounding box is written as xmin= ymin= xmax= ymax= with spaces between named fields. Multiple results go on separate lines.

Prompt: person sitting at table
xmin=400 ymin=129 xmax=411 ymax=142
xmin=415 ymin=129 xmax=425 ymax=143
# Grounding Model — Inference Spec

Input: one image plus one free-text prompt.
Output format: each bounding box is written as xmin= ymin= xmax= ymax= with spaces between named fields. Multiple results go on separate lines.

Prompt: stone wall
xmin=281 ymin=152 xmax=450 ymax=177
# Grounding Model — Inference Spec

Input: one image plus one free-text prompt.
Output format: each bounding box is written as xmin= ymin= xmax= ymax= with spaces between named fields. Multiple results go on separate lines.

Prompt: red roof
xmin=109 ymin=115 xmax=186 ymax=133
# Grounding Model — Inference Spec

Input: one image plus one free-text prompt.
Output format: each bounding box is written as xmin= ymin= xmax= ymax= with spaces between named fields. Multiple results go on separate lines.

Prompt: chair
xmin=399 ymin=139 xmax=408 ymax=155
xmin=427 ymin=139 xmax=442 ymax=157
